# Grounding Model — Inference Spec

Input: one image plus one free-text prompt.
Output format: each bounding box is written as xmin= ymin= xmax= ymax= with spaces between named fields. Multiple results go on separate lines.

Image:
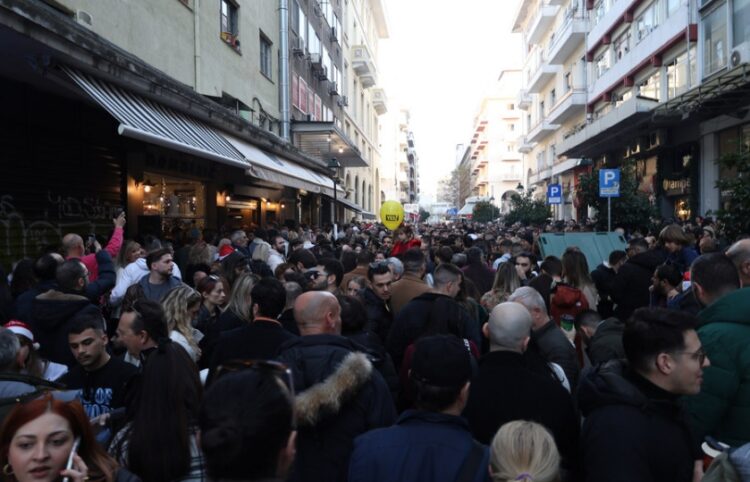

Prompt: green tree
xmin=472 ymin=201 xmax=500 ymax=223
xmin=419 ymin=208 xmax=430 ymax=223
xmin=577 ymin=162 xmax=658 ymax=232
xmin=714 ymin=149 xmax=750 ymax=240
xmin=505 ymin=189 xmax=550 ymax=226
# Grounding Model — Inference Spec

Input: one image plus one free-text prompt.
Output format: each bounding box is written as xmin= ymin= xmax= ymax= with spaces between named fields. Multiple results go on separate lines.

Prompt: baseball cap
xmin=410 ymin=335 xmax=472 ymax=388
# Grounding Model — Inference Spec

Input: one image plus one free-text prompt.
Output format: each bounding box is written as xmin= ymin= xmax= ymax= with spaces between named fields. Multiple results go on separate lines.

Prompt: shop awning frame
xmin=63 ymin=67 xmax=249 ymax=169
xmin=224 ymin=134 xmax=344 ymax=197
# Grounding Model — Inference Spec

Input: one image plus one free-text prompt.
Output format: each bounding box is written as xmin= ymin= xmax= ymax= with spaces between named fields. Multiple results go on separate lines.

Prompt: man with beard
xmin=59 ymin=311 xmax=137 ymax=419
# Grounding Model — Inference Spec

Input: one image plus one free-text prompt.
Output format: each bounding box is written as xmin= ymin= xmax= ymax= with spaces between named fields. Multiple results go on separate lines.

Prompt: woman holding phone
xmin=0 ymin=394 xmax=138 ymax=482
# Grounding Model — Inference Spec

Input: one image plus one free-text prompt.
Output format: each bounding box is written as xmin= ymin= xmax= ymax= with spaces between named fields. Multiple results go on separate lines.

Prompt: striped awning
xmin=223 ymin=134 xmax=344 ymax=197
xmin=63 ymin=67 xmax=249 ymax=169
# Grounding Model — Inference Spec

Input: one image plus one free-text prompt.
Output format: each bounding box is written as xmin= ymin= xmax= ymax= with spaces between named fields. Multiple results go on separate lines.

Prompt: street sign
xmin=599 ymin=169 xmax=620 ymax=198
xmin=547 ymin=184 xmax=562 ymax=205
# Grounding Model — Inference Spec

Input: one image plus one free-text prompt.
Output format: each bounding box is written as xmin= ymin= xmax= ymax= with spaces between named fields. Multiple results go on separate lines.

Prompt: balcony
xmin=518 ymin=135 xmax=535 ymax=153
xmin=588 ymin=4 xmax=690 ymax=103
xmin=527 ymin=119 xmax=560 ymax=143
xmin=547 ymin=89 xmax=587 ymax=124
xmin=527 ymin=5 xmax=561 ymax=45
xmin=372 ymin=88 xmax=387 ymax=115
xmin=547 ymin=13 xmax=587 ymax=65
xmin=588 ymin=0 xmax=631 ymax=52
xmin=351 ymin=44 xmax=377 ymax=88
xmin=518 ymin=89 xmax=532 ymax=110
xmin=559 ymin=95 xmax=659 ymax=157
xmin=501 ymin=171 xmax=523 ymax=181
xmin=527 ymin=61 xmax=561 ymax=94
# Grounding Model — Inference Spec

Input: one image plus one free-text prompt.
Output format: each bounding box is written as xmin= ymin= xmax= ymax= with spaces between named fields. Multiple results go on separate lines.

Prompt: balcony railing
xmin=351 ymin=44 xmax=377 ymax=88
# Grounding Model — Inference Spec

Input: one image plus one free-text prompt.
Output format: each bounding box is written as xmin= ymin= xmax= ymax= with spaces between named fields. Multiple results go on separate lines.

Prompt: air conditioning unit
xmin=730 ymin=43 xmax=750 ymax=68
xmin=292 ymin=37 xmax=306 ymax=57
xmin=330 ymin=27 xmax=338 ymax=42
xmin=337 ymin=95 xmax=349 ymax=107
xmin=316 ymin=65 xmax=329 ymax=81
xmin=328 ymin=81 xmax=339 ymax=96
xmin=75 ymin=10 xmax=93 ymax=28
xmin=310 ymin=53 xmax=323 ymax=69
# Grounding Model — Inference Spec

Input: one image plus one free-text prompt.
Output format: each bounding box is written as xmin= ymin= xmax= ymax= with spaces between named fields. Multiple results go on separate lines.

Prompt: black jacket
xmin=209 ymin=320 xmax=297 ymax=372
xmin=196 ymin=304 xmax=222 ymax=370
xmin=612 ymin=249 xmax=666 ymax=322
xmin=463 ymin=351 xmax=580 ymax=476
xmin=346 ymin=330 xmax=399 ymax=397
xmin=578 ymin=360 xmax=699 ymax=482
xmin=591 ymin=263 xmax=616 ymax=318
xmin=361 ymin=288 xmax=393 ymax=343
xmin=12 ymin=279 xmax=56 ymax=323
xmin=532 ymin=321 xmax=580 ymax=389
xmin=528 ymin=273 xmax=554 ymax=314
xmin=386 ymin=292 xmax=476 ymax=369
xmin=587 ymin=317 xmax=625 ymax=365
xmin=278 ymin=334 xmax=397 ymax=482
xmin=30 ymin=290 xmax=102 ymax=367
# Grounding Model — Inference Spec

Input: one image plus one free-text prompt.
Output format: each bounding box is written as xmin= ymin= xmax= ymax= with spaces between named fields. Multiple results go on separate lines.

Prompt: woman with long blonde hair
xmin=217 ymin=272 xmax=260 ymax=333
xmin=489 ymin=421 xmax=560 ymax=482
xmin=162 ymin=286 xmax=203 ymax=363
xmin=480 ymin=262 xmax=521 ymax=311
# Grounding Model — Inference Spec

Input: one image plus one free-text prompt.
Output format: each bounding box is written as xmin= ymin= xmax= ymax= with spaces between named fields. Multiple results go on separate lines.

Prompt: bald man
xmin=726 ymin=238 xmax=750 ymax=287
xmin=278 ymin=291 xmax=396 ymax=482
xmin=463 ymin=302 xmax=581 ymax=476
xmin=62 ymin=212 xmax=125 ymax=282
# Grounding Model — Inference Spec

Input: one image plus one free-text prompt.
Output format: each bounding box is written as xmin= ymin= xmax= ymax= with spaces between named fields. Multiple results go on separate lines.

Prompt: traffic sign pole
xmin=608 ymin=197 xmax=611 ymax=232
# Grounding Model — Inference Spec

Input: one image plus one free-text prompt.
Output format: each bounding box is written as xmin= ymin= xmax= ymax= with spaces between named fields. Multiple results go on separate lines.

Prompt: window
xmin=734 ymin=0 xmax=750 ymax=47
xmin=260 ymin=34 xmax=273 ymax=79
xmin=613 ymin=30 xmax=631 ymax=62
xmin=550 ymin=89 xmax=556 ymax=106
xmin=595 ymin=49 xmax=610 ymax=78
xmin=564 ymin=71 xmax=572 ymax=92
xmin=539 ymin=100 xmax=545 ymax=120
xmin=594 ymin=0 xmax=606 ymax=24
xmin=635 ymin=2 xmax=658 ymax=44
xmin=702 ymin=4 xmax=727 ymax=76
xmin=220 ymin=0 xmax=238 ymax=37
xmin=292 ymin=75 xmax=299 ymax=109
xmin=509 ymin=123 xmax=515 ymax=132
xmin=508 ymin=103 xmax=515 ymax=110
xmin=299 ymin=78 xmax=308 ymax=114
xmin=290 ymin=0 xmax=300 ymax=33
xmin=637 ymin=71 xmax=661 ymax=101
xmin=666 ymin=49 xmax=695 ymax=99
xmin=298 ymin=7 xmax=307 ymax=44
xmin=667 ymin=0 xmax=681 ymax=16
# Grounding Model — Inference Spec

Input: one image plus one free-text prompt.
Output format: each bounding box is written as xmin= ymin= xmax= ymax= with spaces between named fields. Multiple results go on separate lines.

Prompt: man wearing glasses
xmin=579 ymin=308 xmax=709 ymax=482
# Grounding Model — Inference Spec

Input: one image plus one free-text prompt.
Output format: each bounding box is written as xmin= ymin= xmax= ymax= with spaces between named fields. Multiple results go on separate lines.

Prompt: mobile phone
xmin=61 ymin=436 xmax=81 ymax=482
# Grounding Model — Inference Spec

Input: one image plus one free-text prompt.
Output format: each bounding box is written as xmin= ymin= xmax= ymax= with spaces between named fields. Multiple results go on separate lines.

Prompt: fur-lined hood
xmin=295 ymin=351 xmax=373 ymax=426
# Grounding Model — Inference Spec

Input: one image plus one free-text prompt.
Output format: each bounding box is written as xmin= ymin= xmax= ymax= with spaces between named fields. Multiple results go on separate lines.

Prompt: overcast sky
xmin=379 ymin=0 xmax=522 ymax=205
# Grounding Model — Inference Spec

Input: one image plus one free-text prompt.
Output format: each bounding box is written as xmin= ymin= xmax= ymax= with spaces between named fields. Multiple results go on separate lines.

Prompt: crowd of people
xmin=0 ymin=211 xmax=747 ymax=482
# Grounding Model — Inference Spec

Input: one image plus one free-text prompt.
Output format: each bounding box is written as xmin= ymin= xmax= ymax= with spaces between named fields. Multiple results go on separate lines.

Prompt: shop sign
xmin=145 ymin=152 xmax=218 ymax=179
xmin=662 ymin=178 xmax=691 ymax=196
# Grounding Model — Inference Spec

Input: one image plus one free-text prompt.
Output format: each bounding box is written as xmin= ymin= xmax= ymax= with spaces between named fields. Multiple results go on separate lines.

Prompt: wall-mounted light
xmin=225 ymin=194 xmax=232 ymax=202
xmin=281 ymin=203 xmax=286 ymax=209
xmin=143 ymin=178 xmax=156 ymax=193
xmin=338 ymin=146 xmax=344 ymax=154
xmin=266 ymin=201 xmax=271 ymax=207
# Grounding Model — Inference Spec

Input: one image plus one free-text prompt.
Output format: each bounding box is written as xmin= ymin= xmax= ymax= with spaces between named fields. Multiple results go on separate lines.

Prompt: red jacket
xmin=68 ymin=227 xmax=124 ymax=281
xmin=389 ymin=238 xmax=421 ymax=258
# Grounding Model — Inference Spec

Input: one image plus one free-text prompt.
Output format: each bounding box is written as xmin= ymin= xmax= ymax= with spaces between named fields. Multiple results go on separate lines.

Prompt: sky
xmin=379 ymin=0 xmax=522 ymax=205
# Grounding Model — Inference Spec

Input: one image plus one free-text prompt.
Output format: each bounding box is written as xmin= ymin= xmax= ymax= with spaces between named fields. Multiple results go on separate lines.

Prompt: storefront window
xmin=141 ymin=173 xmax=206 ymax=232
xmin=702 ymin=3 xmax=727 ymax=76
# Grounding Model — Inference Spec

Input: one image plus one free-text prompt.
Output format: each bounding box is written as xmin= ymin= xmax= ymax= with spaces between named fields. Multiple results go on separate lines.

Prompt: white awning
xmin=63 ymin=67 xmax=248 ymax=169
xmin=223 ymin=134 xmax=343 ymax=197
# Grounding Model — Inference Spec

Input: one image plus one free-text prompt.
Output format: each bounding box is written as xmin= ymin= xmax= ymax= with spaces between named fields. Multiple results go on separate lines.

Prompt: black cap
xmin=410 ymin=335 xmax=472 ymax=388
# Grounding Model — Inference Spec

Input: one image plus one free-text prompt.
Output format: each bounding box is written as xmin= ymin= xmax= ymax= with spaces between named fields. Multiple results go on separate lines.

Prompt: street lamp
xmin=516 ymin=182 xmax=524 ymax=194
xmin=327 ymin=157 xmax=341 ymax=229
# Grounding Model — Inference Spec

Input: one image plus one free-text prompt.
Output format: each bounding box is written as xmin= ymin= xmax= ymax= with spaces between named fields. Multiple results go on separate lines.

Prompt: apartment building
xmin=518 ymin=0 xmax=750 ymax=221
xmin=0 ymin=0 xmax=391 ymax=263
xmin=466 ymin=70 xmax=526 ymax=214
xmin=379 ymin=107 xmax=419 ymax=204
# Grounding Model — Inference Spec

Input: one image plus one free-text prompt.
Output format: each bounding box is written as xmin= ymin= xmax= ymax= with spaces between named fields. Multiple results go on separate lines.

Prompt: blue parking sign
xmin=547 ymin=184 xmax=562 ymax=205
xmin=599 ymin=169 xmax=620 ymax=198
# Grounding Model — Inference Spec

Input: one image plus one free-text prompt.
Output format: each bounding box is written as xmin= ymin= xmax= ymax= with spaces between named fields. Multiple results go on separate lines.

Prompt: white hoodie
xmin=109 ymin=258 xmax=182 ymax=306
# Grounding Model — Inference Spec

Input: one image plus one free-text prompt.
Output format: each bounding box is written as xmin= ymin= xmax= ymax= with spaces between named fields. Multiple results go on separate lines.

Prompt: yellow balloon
xmin=380 ymin=201 xmax=405 ymax=231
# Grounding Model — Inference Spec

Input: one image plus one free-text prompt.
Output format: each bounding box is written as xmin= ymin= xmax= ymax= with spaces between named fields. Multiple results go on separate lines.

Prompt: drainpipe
xmin=194 ymin=0 xmax=201 ymax=93
xmin=280 ymin=0 xmax=291 ymax=140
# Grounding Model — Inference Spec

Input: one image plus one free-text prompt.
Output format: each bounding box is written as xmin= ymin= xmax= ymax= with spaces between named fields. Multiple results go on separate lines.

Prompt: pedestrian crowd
xmin=0 ymin=211 xmax=748 ymax=482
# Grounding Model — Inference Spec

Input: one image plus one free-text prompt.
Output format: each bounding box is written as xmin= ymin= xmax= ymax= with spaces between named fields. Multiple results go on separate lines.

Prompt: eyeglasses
xmin=369 ymin=261 xmax=389 ymax=269
xmin=214 ymin=359 xmax=296 ymax=428
xmin=673 ymin=347 xmax=708 ymax=365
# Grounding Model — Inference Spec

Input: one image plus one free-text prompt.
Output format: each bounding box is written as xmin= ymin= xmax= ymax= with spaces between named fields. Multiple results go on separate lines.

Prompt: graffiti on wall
xmin=0 ymin=192 xmax=119 ymax=270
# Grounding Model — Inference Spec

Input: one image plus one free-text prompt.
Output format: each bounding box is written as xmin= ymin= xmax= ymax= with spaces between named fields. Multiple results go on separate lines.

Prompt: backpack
xmin=550 ymin=283 xmax=589 ymax=329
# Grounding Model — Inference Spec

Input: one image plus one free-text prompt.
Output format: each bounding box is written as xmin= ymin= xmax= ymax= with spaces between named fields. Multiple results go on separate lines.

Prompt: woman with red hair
xmin=0 ymin=395 xmax=134 ymax=482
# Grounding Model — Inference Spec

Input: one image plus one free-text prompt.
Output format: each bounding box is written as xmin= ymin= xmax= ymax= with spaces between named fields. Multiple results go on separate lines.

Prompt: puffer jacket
xmin=278 ymin=334 xmax=397 ymax=482
xmin=684 ymin=287 xmax=750 ymax=446
xmin=579 ymin=360 xmax=698 ymax=482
